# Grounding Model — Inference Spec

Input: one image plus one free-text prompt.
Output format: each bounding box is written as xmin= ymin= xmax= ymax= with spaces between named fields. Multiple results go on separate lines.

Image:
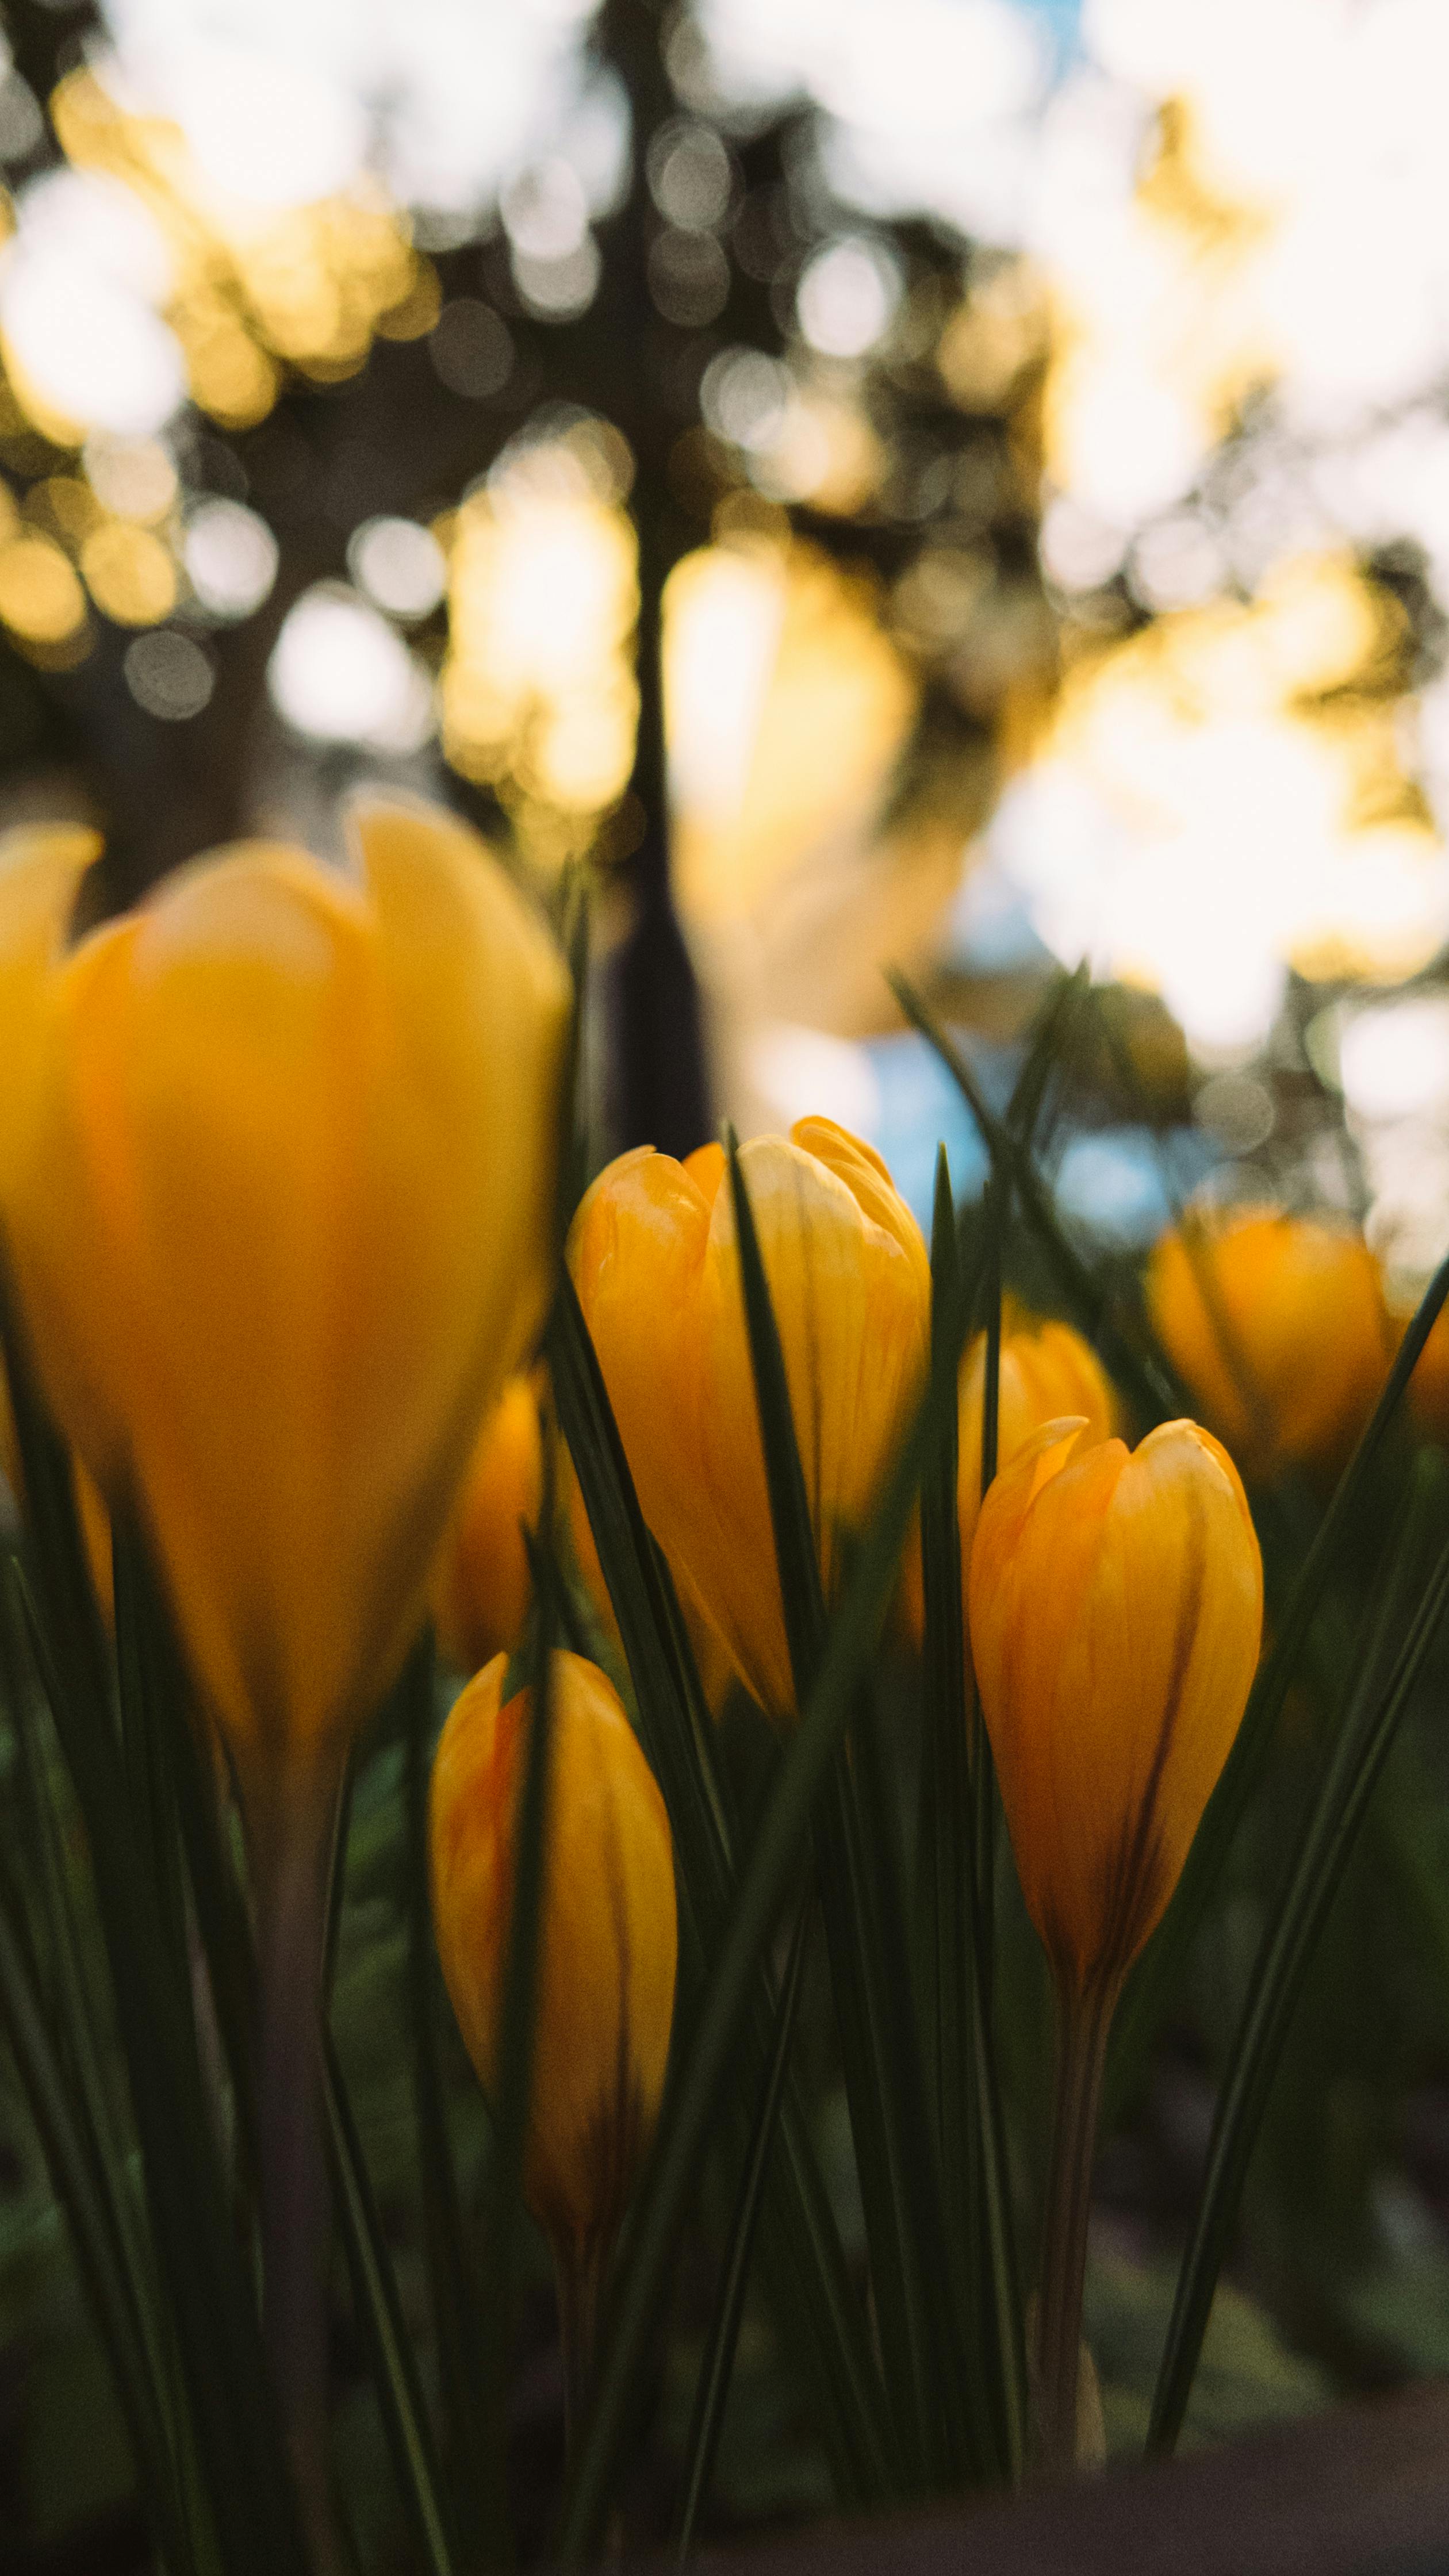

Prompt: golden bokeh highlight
xmin=0 ymin=532 xmax=88 ymax=650
xmin=374 ymin=258 xmax=443 ymax=343
xmin=1044 ymin=108 xmax=1275 ymax=518
xmin=440 ymin=428 xmax=639 ymax=864
xmin=51 ymin=68 xmax=419 ymax=430
xmin=26 ymin=477 xmax=102 ymax=548
xmin=80 ymin=522 xmax=178 ymax=627
xmin=1040 ymin=553 xmax=1442 ymax=994
xmin=665 ymin=534 xmax=918 ymax=938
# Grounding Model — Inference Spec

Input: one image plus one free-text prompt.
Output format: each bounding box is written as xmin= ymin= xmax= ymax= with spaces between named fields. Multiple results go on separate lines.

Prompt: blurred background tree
xmin=0 ymin=0 xmax=1057 ymax=1161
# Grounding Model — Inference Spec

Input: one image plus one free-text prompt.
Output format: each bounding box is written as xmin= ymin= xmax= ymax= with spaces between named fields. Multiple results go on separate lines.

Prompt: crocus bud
xmin=431 ymin=1374 xmax=545 ymax=1676
xmin=430 ymin=1648 xmax=677 ymax=2255
xmin=972 ymin=1413 xmax=1262 ymax=2470
xmin=900 ymin=1311 xmax=1117 ymax=1642
xmin=1148 ymin=1209 xmax=1390 ymax=1480
xmin=0 ymin=799 xmax=570 ymax=1806
xmin=969 ymin=1416 xmax=1263 ymax=1998
xmin=569 ymin=1119 xmax=929 ymax=1719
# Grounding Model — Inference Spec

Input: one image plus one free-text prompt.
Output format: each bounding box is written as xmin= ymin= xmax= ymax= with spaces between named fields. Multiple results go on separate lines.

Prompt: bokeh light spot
xmin=83 ymin=435 xmax=179 ymax=525
xmin=124 ymin=628 xmax=214 ymax=720
xmin=80 ymin=522 xmax=178 ymax=627
xmin=269 ymin=582 xmax=434 ymax=752
xmin=796 ymin=237 xmax=900 ymax=361
xmin=349 ymin=516 xmax=447 ymax=622
xmin=511 ymin=235 xmax=601 ymax=320
xmin=647 ymin=121 xmax=733 ymax=232
xmin=183 ymin=500 xmax=278 ymax=619
xmin=0 ymin=532 xmax=86 ymax=647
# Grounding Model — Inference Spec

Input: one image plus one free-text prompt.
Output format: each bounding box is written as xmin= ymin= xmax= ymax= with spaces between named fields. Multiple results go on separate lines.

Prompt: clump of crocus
xmin=1148 ymin=1208 xmax=1390 ymax=1479
xmin=0 ymin=798 xmax=570 ymax=2538
xmin=569 ymin=1120 xmax=929 ymax=1720
xmin=431 ymin=1646 xmax=677 ymax=2422
xmin=431 ymin=1373 xmax=547 ymax=1676
xmin=900 ymin=1309 xmax=1117 ymax=1640
xmin=970 ymin=1416 xmax=1263 ymax=2470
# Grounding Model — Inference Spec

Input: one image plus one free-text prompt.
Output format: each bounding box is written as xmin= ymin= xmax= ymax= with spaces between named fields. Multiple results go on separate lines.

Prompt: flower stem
xmin=555 ymin=2232 xmax=605 ymax=2458
xmin=1034 ymin=1975 xmax=1115 ymax=2474
xmin=250 ymin=1763 xmax=342 ymax=2572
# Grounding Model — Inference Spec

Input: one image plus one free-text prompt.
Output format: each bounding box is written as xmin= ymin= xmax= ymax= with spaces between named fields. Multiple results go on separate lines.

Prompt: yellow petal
xmin=430 ymin=1647 xmax=677 ymax=2250
xmin=1148 ymin=1209 xmax=1390 ymax=1477
xmin=899 ymin=1313 xmax=1117 ymax=1646
xmin=431 ymin=1373 xmax=545 ymax=1676
xmin=0 ymin=824 xmax=99 ymax=1216
xmin=570 ymin=1124 xmax=927 ymax=1719
xmin=969 ymin=1415 xmax=1262 ymax=1993
xmin=5 ymin=804 xmax=570 ymax=1793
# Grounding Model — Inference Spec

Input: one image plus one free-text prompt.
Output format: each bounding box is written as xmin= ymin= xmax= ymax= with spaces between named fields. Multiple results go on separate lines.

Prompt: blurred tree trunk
xmin=593 ymin=0 xmax=712 ymax=1160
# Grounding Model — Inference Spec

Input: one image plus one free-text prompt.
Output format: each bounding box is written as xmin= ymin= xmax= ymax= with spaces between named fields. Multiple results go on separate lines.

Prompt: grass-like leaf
xmin=1149 ymin=1465 xmax=1449 ymax=2450
xmin=1110 ymin=1242 xmax=1449 ymax=2106
xmin=554 ymin=1179 xmax=985 ymax=2559
xmin=112 ymin=1515 xmax=189 ymax=1983
xmin=549 ymin=1271 xmax=894 ymax=2506
xmin=324 ymin=2030 xmax=457 ymax=2576
xmin=907 ymin=980 xmax=1082 ymax=2489
xmin=961 ymin=1177 xmax=1028 ymax=2484
xmin=725 ymin=1134 xmax=973 ymax=2490
xmin=1 ymin=1296 xmax=309 ymax=2576
xmin=723 ymin=1129 xmax=829 ymax=1694
xmin=472 ymin=1545 xmax=560 ymax=2550
xmin=915 ymin=1153 xmax=1022 ymax=2483
xmin=888 ymin=967 xmax=1179 ymax=1424
xmin=401 ymin=1632 xmax=494 ymax=2565
xmin=726 ymin=1143 xmax=943 ymax=2452
xmin=0 ymin=1853 xmax=197 ymax=2574
xmin=1 ymin=1558 xmax=175 ymax=2424
xmin=917 ymin=1149 xmax=970 ymax=2213
xmin=673 ymin=1890 xmax=811 ymax=2559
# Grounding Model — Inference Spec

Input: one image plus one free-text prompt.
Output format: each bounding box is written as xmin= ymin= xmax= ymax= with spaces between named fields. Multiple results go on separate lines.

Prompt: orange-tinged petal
xmin=0 ymin=825 xmax=99 ymax=1214
xmin=792 ymin=1116 xmax=933 ymax=1291
xmin=969 ymin=1415 xmax=1262 ymax=1994
xmin=899 ymin=1314 xmax=1116 ymax=1644
xmin=431 ymin=1374 xmax=545 ymax=1675
xmin=1148 ymin=1210 xmax=1390 ymax=1478
xmin=572 ymin=1123 xmax=928 ymax=1719
xmin=2 ymin=803 xmax=570 ymax=1794
xmin=683 ymin=1139 xmax=726 ymax=1206
xmin=430 ymin=1648 xmax=677 ymax=2251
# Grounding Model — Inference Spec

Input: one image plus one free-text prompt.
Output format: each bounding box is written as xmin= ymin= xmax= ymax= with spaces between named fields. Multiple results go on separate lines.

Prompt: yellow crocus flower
xmin=969 ymin=1412 xmax=1262 ymax=2470
xmin=568 ymin=1118 xmax=929 ymax=1720
xmin=431 ymin=1646 xmax=676 ymax=2375
xmin=0 ymin=798 xmax=570 ymax=1813
xmin=1148 ymin=1208 xmax=1390 ymax=1481
xmin=0 ymin=795 xmax=569 ymax=2548
xmin=900 ymin=1309 xmax=1117 ymax=1642
xmin=970 ymin=1414 xmax=1262 ymax=1998
xmin=431 ymin=1372 xmax=546 ymax=1677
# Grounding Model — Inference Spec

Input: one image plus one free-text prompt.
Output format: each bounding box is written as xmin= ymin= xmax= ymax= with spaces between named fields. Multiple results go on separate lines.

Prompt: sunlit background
xmin=3 ymin=0 xmax=1449 ymax=1276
